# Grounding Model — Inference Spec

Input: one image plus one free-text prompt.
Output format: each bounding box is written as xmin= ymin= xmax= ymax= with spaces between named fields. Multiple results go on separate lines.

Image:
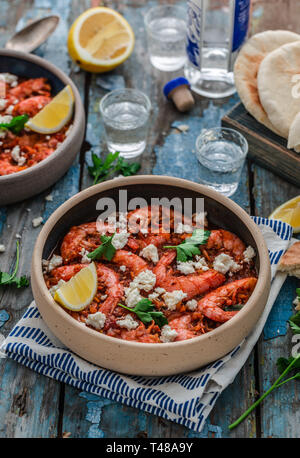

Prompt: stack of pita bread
xmin=278 ymin=241 xmax=300 ymax=279
xmin=234 ymin=30 xmax=300 ymax=152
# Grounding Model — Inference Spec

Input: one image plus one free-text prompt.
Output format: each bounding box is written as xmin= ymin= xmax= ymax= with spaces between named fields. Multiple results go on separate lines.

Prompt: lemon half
xmin=269 ymin=195 xmax=300 ymax=233
xmin=67 ymin=7 xmax=135 ymax=73
xmin=25 ymin=85 xmax=74 ymax=134
xmin=54 ymin=262 xmax=98 ymax=312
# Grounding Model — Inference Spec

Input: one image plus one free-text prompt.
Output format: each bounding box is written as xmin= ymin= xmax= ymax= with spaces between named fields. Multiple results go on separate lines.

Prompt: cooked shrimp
xmin=8 ymin=77 xmax=51 ymax=101
xmin=60 ymin=222 xmax=101 ymax=263
xmin=0 ymin=159 xmax=26 ymax=175
xmin=12 ymin=95 xmax=51 ymax=117
xmin=206 ymin=229 xmax=246 ymax=261
xmin=168 ymin=314 xmax=196 ymax=341
xmin=118 ymin=322 xmax=160 ymax=343
xmin=195 ymin=277 xmax=258 ymax=323
xmin=153 ymin=251 xmax=225 ymax=299
xmin=50 ymin=264 xmax=85 ymax=284
xmin=112 ymin=250 xmax=148 ymax=276
xmin=96 ymin=264 xmax=124 ymax=314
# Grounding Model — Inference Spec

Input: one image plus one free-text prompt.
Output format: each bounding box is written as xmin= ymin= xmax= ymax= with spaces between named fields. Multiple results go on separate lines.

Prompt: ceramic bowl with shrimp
xmin=0 ymin=49 xmax=85 ymax=205
xmin=31 ymin=176 xmax=271 ymax=376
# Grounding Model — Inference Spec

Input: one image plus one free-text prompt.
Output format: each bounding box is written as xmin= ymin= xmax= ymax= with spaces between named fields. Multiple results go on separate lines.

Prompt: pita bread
xmin=234 ymin=30 xmax=300 ymax=135
xmin=257 ymin=40 xmax=300 ymax=138
xmin=278 ymin=241 xmax=300 ymax=278
xmin=288 ymin=110 xmax=300 ymax=152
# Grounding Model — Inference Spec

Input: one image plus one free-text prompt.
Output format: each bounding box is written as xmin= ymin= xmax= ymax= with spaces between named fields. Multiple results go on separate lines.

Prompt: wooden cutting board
xmin=221 ymin=102 xmax=300 ymax=187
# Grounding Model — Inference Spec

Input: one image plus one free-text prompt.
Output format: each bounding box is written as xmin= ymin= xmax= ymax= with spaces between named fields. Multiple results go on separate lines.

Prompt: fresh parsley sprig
xmin=0 ymin=114 xmax=29 ymax=135
xmin=0 ymin=241 xmax=29 ymax=288
xmin=88 ymin=151 xmax=141 ymax=185
xmin=118 ymin=298 xmax=168 ymax=328
xmin=229 ymin=296 xmax=300 ymax=431
xmin=87 ymin=234 xmax=116 ymax=262
xmin=164 ymin=229 xmax=211 ymax=262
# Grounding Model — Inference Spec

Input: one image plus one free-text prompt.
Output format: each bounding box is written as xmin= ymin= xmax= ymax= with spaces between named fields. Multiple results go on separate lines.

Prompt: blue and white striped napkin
xmin=0 ymin=217 xmax=293 ymax=433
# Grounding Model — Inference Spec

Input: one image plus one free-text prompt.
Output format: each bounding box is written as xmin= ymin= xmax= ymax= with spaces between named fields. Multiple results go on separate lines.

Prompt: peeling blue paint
xmin=188 ymin=422 xmax=222 ymax=438
xmin=263 ymin=276 xmax=298 ymax=340
xmin=0 ymin=209 xmax=7 ymax=235
xmin=79 ymin=392 xmax=113 ymax=438
xmin=0 ymin=310 xmax=9 ymax=328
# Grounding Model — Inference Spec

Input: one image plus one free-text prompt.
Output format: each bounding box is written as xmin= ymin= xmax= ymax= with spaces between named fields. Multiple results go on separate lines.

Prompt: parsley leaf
xmin=0 ymin=241 xmax=29 ymax=288
xmin=88 ymin=151 xmax=141 ymax=185
xmin=296 ymin=288 xmax=300 ymax=298
xmin=164 ymin=229 xmax=211 ymax=262
xmin=118 ymin=298 xmax=168 ymax=328
xmin=0 ymin=114 xmax=29 ymax=135
xmin=87 ymin=234 xmax=116 ymax=261
xmin=288 ymin=311 xmax=300 ymax=334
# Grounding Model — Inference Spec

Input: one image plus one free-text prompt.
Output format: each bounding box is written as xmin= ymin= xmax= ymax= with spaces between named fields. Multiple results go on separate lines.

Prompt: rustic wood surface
xmin=0 ymin=0 xmax=299 ymax=438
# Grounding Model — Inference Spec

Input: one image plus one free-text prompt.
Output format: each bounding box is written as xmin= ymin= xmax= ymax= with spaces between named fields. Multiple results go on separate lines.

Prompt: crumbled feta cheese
xmin=32 ymin=216 xmax=43 ymax=228
xmin=10 ymin=81 xmax=18 ymax=88
xmin=0 ymin=73 xmax=18 ymax=85
xmin=194 ymin=256 xmax=209 ymax=271
xmin=293 ymin=296 xmax=300 ymax=311
xmin=12 ymin=98 xmax=19 ymax=105
xmin=111 ymin=232 xmax=129 ymax=250
xmin=80 ymin=248 xmax=91 ymax=264
xmin=162 ymin=290 xmax=187 ymax=310
xmin=130 ymin=269 xmax=156 ymax=292
xmin=213 ymin=253 xmax=241 ymax=275
xmin=49 ymin=279 xmax=66 ymax=297
xmin=243 ymin=246 xmax=256 ymax=263
xmin=148 ymin=292 xmax=160 ymax=301
xmin=0 ymin=130 xmax=6 ymax=139
xmin=0 ymin=114 xmax=12 ymax=124
xmin=124 ymin=286 xmax=143 ymax=308
xmin=176 ymin=124 xmax=189 ymax=133
xmin=160 ymin=325 xmax=178 ymax=343
xmin=6 ymin=105 xmax=14 ymax=115
xmin=100 ymin=294 xmax=108 ymax=301
xmin=15 ymin=233 xmax=21 ymax=239
xmin=45 ymin=135 xmax=51 ymax=141
xmin=11 ymin=145 xmax=26 ymax=166
xmin=45 ymin=194 xmax=53 ymax=201
xmin=140 ymin=244 xmax=159 ymax=264
xmin=154 ymin=287 xmax=166 ymax=295
xmin=0 ymin=244 xmax=5 ymax=253
xmin=116 ymin=314 xmax=139 ymax=330
xmin=186 ymin=299 xmax=198 ymax=311
xmin=86 ymin=312 xmax=106 ymax=330
xmin=177 ymin=261 xmax=196 ymax=275
xmin=119 ymin=265 xmax=126 ymax=272
xmin=38 ymin=104 xmax=43 ymax=109
xmin=0 ymin=99 xmax=7 ymax=111
xmin=175 ymin=222 xmax=193 ymax=233
xmin=48 ymin=254 xmax=63 ymax=272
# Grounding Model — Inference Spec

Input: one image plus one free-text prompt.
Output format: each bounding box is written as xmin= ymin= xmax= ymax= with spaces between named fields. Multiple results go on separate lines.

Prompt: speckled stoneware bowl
xmin=31 ymin=176 xmax=271 ymax=376
xmin=0 ymin=49 xmax=85 ymax=205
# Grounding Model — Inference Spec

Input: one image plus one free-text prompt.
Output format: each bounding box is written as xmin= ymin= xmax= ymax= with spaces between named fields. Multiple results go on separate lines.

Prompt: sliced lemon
xmin=54 ymin=262 xmax=98 ymax=312
xmin=67 ymin=7 xmax=135 ymax=73
xmin=25 ymin=85 xmax=74 ymax=134
xmin=269 ymin=195 xmax=300 ymax=233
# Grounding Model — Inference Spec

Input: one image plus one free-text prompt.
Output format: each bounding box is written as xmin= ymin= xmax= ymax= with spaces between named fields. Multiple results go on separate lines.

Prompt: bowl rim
xmin=32 ymin=175 xmax=271 ymax=349
xmin=0 ymin=48 xmax=85 ymax=183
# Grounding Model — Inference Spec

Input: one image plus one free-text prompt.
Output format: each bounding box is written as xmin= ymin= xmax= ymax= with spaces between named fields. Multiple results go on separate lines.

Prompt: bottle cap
xmin=163 ymin=77 xmax=195 ymax=112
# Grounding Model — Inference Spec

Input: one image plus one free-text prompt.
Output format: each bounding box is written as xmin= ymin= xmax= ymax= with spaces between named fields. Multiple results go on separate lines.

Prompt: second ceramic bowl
xmin=0 ymin=49 xmax=85 ymax=206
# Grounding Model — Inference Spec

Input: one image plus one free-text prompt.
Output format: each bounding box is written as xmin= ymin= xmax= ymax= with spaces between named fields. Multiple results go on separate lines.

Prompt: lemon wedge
xmin=67 ymin=7 xmax=135 ymax=73
xmin=25 ymin=85 xmax=74 ymax=134
xmin=269 ymin=195 xmax=300 ymax=233
xmin=54 ymin=262 xmax=98 ymax=311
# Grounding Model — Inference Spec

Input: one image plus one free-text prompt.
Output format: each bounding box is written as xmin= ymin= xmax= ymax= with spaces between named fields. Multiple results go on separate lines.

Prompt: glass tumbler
xmin=99 ymin=88 xmax=151 ymax=159
xmin=144 ymin=5 xmax=187 ymax=72
xmin=195 ymin=127 xmax=248 ymax=197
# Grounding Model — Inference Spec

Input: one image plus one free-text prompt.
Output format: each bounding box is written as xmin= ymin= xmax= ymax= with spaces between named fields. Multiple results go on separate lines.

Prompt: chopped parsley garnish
xmin=87 ymin=234 xmax=116 ymax=261
xmin=118 ymin=298 xmax=168 ymax=328
xmin=164 ymin=229 xmax=211 ymax=262
xmin=0 ymin=114 xmax=29 ymax=135
xmin=0 ymin=241 xmax=29 ymax=288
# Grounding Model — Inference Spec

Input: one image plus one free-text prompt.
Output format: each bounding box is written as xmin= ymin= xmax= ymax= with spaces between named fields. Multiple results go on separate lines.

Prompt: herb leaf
xmin=118 ymin=298 xmax=168 ymax=328
xmin=87 ymin=234 xmax=116 ymax=261
xmin=164 ymin=229 xmax=211 ymax=262
xmin=0 ymin=241 xmax=29 ymax=288
xmin=288 ymin=311 xmax=300 ymax=334
xmin=88 ymin=151 xmax=141 ymax=185
xmin=0 ymin=114 xmax=29 ymax=135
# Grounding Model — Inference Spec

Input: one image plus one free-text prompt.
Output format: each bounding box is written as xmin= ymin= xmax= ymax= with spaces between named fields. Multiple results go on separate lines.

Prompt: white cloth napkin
xmin=0 ymin=217 xmax=293 ymax=433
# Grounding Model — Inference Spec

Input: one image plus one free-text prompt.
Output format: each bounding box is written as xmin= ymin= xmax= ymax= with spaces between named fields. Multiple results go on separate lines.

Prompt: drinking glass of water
xmin=144 ymin=5 xmax=187 ymax=72
xmin=99 ymin=88 xmax=151 ymax=159
xmin=195 ymin=127 xmax=248 ymax=197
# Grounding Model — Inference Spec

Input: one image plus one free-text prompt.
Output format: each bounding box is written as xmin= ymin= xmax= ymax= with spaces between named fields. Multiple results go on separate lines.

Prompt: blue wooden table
xmin=0 ymin=0 xmax=299 ymax=438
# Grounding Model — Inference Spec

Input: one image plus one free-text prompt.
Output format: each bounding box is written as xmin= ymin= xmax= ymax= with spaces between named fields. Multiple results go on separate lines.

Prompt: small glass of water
xmin=144 ymin=5 xmax=187 ymax=72
xmin=99 ymin=88 xmax=151 ymax=159
xmin=195 ymin=127 xmax=248 ymax=197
